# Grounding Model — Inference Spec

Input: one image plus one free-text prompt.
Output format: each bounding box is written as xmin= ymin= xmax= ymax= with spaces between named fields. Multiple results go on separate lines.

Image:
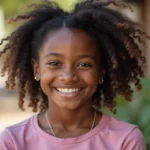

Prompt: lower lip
xmin=54 ymin=88 xmax=83 ymax=98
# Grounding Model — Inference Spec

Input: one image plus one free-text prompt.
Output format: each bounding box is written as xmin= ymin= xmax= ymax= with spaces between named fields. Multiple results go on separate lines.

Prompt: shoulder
xmin=0 ymin=114 xmax=37 ymax=150
xmin=101 ymin=114 xmax=137 ymax=133
xmin=2 ymin=114 xmax=36 ymax=134
xmin=121 ymin=127 xmax=146 ymax=150
xmin=101 ymin=114 xmax=146 ymax=149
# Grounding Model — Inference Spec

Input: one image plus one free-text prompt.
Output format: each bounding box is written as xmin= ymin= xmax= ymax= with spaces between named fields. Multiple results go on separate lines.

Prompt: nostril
xmin=59 ymin=73 xmax=79 ymax=81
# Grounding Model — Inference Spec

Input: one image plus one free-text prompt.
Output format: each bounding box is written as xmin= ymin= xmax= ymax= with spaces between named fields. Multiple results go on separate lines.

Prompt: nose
xmin=59 ymin=66 xmax=79 ymax=83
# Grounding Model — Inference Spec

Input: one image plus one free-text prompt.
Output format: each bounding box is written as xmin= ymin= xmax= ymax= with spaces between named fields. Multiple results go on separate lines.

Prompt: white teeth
xmin=56 ymin=88 xmax=80 ymax=93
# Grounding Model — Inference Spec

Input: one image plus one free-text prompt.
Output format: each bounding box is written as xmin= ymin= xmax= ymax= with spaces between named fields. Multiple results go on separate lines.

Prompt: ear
xmin=98 ymin=67 xmax=105 ymax=84
xmin=31 ymin=59 xmax=40 ymax=81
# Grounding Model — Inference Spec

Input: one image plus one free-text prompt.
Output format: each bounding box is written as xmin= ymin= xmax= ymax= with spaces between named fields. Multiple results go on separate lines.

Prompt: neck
xmin=47 ymin=101 xmax=94 ymax=130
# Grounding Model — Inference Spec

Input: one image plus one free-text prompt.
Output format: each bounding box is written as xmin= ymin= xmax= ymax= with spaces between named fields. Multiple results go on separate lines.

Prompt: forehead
xmin=40 ymin=28 xmax=99 ymax=59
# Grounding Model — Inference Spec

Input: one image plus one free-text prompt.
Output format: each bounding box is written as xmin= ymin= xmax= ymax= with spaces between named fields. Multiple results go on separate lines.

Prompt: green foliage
xmin=114 ymin=78 xmax=150 ymax=149
xmin=0 ymin=0 xmax=78 ymax=19
xmin=53 ymin=0 xmax=77 ymax=11
xmin=0 ymin=0 xmax=30 ymax=18
xmin=0 ymin=0 xmax=77 ymax=35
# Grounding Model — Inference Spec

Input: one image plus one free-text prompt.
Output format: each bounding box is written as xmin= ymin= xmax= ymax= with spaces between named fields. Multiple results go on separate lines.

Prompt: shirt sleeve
xmin=122 ymin=127 xmax=146 ymax=150
xmin=0 ymin=129 xmax=16 ymax=150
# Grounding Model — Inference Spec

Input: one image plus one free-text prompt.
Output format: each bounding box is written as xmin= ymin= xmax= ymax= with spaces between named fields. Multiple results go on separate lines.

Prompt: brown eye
xmin=78 ymin=62 xmax=92 ymax=68
xmin=48 ymin=61 xmax=61 ymax=67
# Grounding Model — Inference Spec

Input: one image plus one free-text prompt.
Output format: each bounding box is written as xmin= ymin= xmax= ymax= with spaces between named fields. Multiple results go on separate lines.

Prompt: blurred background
xmin=0 ymin=0 xmax=150 ymax=148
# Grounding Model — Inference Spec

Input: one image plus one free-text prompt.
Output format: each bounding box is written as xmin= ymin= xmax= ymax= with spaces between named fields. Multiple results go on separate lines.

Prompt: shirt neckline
xmin=33 ymin=112 xmax=110 ymax=144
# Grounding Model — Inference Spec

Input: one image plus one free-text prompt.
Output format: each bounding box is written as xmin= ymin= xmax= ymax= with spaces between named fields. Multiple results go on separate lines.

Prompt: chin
xmin=57 ymin=103 xmax=82 ymax=111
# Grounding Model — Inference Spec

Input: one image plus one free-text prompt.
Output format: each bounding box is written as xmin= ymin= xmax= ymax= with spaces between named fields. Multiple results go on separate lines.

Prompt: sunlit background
xmin=0 ymin=0 xmax=150 ymax=148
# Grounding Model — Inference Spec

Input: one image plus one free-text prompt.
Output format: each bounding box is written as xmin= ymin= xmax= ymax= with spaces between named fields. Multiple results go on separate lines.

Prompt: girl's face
xmin=33 ymin=28 xmax=104 ymax=110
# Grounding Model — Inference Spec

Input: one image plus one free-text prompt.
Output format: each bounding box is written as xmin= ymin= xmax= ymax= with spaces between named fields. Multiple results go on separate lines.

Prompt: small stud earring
xmin=34 ymin=76 xmax=37 ymax=80
xmin=99 ymin=78 xmax=104 ymax=84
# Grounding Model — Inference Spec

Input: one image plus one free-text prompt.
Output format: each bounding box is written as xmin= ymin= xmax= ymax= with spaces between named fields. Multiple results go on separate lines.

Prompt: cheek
xmin=82 ymin=69 xmax=99 ymax=87
xmin=39 ymin=69 xmax=55 ymax=91
xmin=39 ymin=66 xmax=56 ymax=80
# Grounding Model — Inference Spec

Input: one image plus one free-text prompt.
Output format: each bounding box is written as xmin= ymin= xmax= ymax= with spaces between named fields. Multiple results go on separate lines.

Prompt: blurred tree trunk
xmin=144 ymin=0 xmax=150 ymax=77
xmin=139 ymin=0 xmax=150 ymax=77
xmin=123 ymin=0 xmax=150 ymax=77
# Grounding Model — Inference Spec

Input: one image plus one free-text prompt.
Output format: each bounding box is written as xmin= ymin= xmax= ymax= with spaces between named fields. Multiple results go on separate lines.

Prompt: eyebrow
xmin=78 ymin=54 xmax=96 ymax=61
xmin=44 ymin=52 xmax=96 ymax=61
xmin=44 ymin=53 xmax=64 ymax=58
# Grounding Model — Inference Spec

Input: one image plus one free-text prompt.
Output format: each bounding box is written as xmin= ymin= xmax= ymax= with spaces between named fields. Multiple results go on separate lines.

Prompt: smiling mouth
xmin=52 ymin=87 xmax=85 ymax=99
xmin=54 ymin=88 xmax=82 ymax=94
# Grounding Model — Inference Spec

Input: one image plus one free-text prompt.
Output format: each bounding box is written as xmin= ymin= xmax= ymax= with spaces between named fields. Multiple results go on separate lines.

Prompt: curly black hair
xmin=0 ymin=0 xmax=149 ymax=113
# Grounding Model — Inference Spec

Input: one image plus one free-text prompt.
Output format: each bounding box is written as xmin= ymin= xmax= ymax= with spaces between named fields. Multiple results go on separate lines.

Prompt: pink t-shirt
xmin=0 ymin=113 xmax=146 ymax=150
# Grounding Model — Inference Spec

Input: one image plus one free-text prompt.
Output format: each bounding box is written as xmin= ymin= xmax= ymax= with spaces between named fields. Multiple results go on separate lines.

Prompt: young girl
xmin=0 ymin=0 xmax=148 ymax=149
